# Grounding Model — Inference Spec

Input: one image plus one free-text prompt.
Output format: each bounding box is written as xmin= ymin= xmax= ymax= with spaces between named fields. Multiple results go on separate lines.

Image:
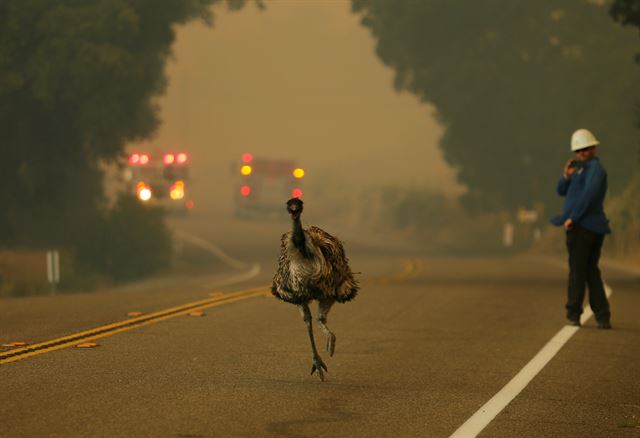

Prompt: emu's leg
xmin=299 ymin=303 xmax=327 ymax=381
xmin=317 ymin=299 xmax=337 ymax=356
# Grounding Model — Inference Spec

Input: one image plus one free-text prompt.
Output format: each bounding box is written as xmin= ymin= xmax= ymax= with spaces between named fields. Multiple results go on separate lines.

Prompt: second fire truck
xmin=234 ymin=153 xmax=304 ymax=219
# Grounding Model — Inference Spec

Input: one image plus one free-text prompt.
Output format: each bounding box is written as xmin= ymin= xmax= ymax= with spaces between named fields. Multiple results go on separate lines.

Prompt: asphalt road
xmin=1 ymin=213 xmax=639 ymax=437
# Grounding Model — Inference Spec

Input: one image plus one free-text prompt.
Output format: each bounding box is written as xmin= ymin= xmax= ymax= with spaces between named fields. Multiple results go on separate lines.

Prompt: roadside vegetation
xmin=0 ymin=1 xmax=255 ymax=295
xmin=351 ymin=0 xmax=640 ymax=258
xmin=352 ymin=0 xmax=640 ymax=213
xmin=345 ymin=173 xmax=640 ymax=259
xmin=607 ymin=173 xmax=640 ymax=258
xmin=363 ymin=177 xmax=640 ymax=260
xmin=341 ymin=185 xmax=514 ymax=255
xmin=0 ymin=194 xmax=172 ymax=297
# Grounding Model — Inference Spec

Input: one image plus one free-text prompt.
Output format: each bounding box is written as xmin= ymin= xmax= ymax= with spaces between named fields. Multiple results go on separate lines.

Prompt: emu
xmin=271 ymin=198 xmax=359 ymax=381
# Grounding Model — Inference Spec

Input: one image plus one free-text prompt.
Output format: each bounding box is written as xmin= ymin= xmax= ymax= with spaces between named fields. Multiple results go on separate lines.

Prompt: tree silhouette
xmin=0 ymin=0 xmax=254 ymax=245
xmin=352 ymin=0 xmax=639 ymax=212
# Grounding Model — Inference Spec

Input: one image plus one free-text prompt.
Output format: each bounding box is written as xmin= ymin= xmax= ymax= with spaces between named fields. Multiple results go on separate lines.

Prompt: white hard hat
xmin=571 ymin=128 xmax=599 ymax=151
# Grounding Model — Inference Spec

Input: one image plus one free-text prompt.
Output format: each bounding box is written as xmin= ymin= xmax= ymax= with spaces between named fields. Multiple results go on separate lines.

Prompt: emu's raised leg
xmin=299 ymin=303 xmax=327 ymax=381
xmin=317 ymin=299 xmax=336 ymax=357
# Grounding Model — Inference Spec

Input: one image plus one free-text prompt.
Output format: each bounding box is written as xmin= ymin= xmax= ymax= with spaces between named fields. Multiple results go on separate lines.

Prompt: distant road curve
xmin=173 ymin=229 xmax=262 ymax=288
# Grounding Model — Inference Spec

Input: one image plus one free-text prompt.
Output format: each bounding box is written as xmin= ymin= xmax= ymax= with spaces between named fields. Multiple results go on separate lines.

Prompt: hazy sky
xmin=136 ymin=0 xmax=462 ymax=209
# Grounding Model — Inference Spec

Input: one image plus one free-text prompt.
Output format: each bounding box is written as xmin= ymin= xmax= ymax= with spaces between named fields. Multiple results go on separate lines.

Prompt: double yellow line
xmin=0 ymin=287 xmax=270 ymax=366
xmin=2 ymin=259 xmax=424 ymax=366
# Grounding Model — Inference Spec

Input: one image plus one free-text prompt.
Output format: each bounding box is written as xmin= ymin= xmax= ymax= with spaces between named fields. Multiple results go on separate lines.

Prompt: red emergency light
xmin=177 ymin=153 xmax=188 ymax=164
xmin=241 ymin=153 xmax=253 ymax=164
xmin=163 ymin=154 xmax=175 ymax=165
xmin=240 ymin=185 xmax=251 ymax=197
xmin=292 ymin=188 xmax=303 ymax=198
xmin=129 ymin=153 xmax=150 ymax=165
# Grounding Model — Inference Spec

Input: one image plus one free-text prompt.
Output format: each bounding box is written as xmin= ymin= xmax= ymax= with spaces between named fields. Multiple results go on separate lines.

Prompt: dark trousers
xmin=566 ymin=225 xmax=610 ymax=323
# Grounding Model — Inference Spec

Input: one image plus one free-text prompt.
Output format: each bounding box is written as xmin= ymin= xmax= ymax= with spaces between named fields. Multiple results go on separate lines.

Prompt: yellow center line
xmin=2 ymin=259 xmax=423 ymax=366
xmin=0 ymin=287 xmax=270 ymax=365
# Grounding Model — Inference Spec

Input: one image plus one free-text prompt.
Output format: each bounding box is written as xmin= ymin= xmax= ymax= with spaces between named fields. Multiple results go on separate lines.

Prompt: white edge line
xmin=450 ymin=284 xmax=613 ymax=438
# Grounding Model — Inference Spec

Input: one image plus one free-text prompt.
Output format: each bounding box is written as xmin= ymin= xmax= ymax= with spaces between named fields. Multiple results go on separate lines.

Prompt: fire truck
xmin=124 ymin=150 xmax=194 ymax=211
xmin=234 ymin=153 xmax=304 ymax=219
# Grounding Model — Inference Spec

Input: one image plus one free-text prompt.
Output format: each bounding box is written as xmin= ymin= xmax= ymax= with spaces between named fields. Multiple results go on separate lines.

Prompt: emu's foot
xmin=326 ymin=333 xmax=336 ymax=357
xmin=310 ymin=355 xmax=328 ymax=381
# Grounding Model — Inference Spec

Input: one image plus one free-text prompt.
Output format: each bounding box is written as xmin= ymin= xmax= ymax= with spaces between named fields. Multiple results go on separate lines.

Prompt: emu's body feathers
xmin=271 ymin=225 xmax=359 ymax=305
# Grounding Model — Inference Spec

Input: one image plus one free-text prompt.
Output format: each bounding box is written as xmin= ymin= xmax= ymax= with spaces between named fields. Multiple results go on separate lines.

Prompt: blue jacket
xmin=550 ymin=157 xmax=611 ymax=234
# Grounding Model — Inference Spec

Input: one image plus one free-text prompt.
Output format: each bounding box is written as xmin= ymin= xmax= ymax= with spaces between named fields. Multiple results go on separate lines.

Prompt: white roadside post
xmin=503 ymin=222 xmax=514 ymax=248
xmin=46 ymin=250 xmax=60 ymax=294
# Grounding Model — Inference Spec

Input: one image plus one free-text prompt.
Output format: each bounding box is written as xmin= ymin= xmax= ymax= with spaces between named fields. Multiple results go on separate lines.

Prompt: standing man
xmin=551 ymin=128 xmax=612 ymax=329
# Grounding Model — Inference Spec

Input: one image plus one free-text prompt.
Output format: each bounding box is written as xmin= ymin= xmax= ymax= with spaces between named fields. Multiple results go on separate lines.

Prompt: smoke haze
xmin=137 ymin=0 xmax=461 ymax=213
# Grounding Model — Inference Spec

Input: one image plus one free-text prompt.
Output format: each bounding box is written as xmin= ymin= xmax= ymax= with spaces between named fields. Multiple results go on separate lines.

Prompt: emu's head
xmin=286 ymin=197 xmax=304 ymax=218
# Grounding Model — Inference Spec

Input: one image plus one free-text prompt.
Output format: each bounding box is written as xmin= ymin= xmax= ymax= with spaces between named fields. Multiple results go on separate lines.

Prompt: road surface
xmin=1 ymin=213 xmax=639 ymax=437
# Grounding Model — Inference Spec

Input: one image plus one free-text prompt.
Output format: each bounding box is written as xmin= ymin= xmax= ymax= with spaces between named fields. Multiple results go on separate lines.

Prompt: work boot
xmin=566 ymin=318 xmax=581 ymax=327
xmin=597 ymin=321 xmax=612 ymax=329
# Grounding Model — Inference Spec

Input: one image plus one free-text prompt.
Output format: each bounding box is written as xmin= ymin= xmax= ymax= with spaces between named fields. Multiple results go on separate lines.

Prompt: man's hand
xmin=563 ymin=159 xmax=576 ymax=180
xmin=564 ymin=218 xmax=574 ymax=231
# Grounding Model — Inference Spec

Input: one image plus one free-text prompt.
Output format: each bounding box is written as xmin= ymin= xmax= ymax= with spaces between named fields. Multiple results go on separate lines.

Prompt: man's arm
xmin=557 ymin=176 xmax=571 ymax=196
xmin=557 ymin=159 xmax=575 ymax=196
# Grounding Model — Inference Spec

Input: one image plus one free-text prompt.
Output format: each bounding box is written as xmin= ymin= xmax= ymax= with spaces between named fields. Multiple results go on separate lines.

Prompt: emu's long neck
xmin=291 ymin=215 xmax=308 ymax=256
